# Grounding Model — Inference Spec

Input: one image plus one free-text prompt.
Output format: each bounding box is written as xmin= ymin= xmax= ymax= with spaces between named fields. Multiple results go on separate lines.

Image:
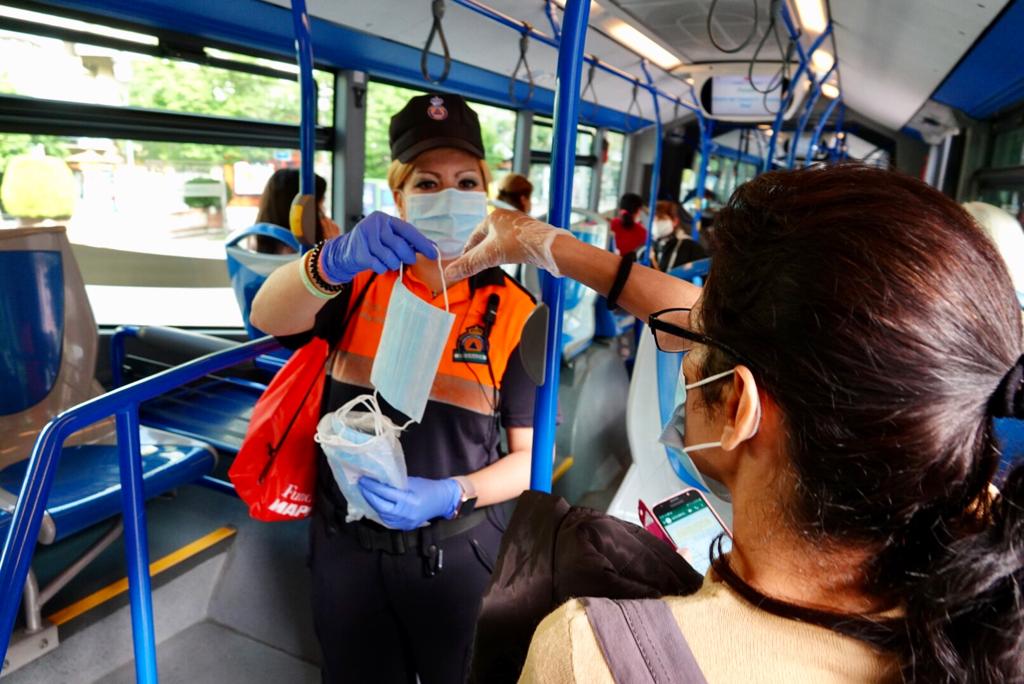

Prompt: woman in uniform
xmin=250 ymin=92 xmax=537 ymax=684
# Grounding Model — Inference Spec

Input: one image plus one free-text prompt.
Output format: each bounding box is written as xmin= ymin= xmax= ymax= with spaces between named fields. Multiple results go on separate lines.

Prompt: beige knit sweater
xmin=518 ymin=574 xmax=901 ymax=683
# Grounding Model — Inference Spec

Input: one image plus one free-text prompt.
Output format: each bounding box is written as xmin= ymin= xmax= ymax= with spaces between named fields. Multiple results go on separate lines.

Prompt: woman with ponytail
xmin=609 ymin=191 xmax=647 ymax=255
xmin=447 ymin=163 xmax=1024 ymax=683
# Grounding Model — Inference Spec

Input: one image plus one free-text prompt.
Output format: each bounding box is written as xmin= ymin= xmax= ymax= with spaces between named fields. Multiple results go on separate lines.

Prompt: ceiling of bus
xmin=265 ymin=0 xmax=1011 ymax=132
xmin=831 ymin=0 xmax=1011 ymax=130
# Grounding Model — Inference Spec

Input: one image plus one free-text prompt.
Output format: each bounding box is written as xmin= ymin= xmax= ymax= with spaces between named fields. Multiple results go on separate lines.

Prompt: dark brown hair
xmin=618 ymin=192 xmax=644 ymax=228
xmin=698 ymin=164 xmax=1024 ymax=682
xmin=253 ymin=168 xmax=327 ymax=251
xmin=496 ymin=172 xmax=533 ymax=212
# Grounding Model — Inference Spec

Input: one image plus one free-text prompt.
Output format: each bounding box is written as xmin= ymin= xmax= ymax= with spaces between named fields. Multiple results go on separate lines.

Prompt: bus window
xmin=598 ymin=131 xmax=625 ymax=213
xmin=529 ymin=116 xmax=598 ymax=214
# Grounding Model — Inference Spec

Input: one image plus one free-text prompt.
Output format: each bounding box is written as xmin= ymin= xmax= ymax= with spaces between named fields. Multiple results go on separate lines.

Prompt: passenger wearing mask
xmin=251 ymin=93 xmax=537 ymax=684
xmin=447 ymin=164 xmax=1024 ymax=683
xmin=609 ymin=192 xmax=647 ymax=255
xmin=249 ymin=168 xmax=339 ymax=253
xmin=653 ymin=200 xmax=706 ymax=271
xmin=495 ymin=172 xmax=533 ymax=214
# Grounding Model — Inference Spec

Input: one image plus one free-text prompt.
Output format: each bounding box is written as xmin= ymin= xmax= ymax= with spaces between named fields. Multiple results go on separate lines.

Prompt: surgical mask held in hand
xmin=404 ymin=188 xmax=488 ymax=258
xmin=658 ymin=368 xmax=760 ymax=503
xmin=315 ymin=393 xmax=410 ymax=524
xmin=370 ymin=259 xmax=455 ymax=423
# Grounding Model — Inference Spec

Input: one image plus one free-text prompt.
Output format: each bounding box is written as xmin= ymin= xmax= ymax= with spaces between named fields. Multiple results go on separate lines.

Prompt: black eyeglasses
xmin=647 ymin=307 xmax=752 ymax=367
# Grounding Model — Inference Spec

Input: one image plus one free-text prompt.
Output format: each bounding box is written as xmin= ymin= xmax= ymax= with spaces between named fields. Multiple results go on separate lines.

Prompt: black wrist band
xmin=606 ymin=252 xmax=635 ymax=311
xmin=308 ymin=241 xmax=345 ymax=293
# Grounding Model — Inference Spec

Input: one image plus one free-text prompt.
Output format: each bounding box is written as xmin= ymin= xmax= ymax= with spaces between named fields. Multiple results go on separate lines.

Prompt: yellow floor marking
xmin=552 ymin=455 xmax=575 ymax=484
xmin=46 ymin=525 xmax=237 ymax=626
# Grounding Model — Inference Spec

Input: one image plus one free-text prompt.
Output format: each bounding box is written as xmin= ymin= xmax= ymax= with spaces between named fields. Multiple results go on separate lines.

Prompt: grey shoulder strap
xmin=582 ymin=597 xmax=708 ymax=684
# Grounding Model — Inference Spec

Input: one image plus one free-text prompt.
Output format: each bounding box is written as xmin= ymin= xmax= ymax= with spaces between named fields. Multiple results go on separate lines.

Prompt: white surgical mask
xmin=658 ymin=367 xmax=760 ymax=502
xmin=653 ymin=218 xmax=674 ymax=240
xmin=404 ymin=188 xmax=488 ymax=258
xmin=370 ymin=259 xmax=455 ymax=422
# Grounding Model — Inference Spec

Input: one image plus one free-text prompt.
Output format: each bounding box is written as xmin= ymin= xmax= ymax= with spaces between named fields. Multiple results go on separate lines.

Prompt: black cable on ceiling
xmin=706 ymin=0 xmax=759 ymax=54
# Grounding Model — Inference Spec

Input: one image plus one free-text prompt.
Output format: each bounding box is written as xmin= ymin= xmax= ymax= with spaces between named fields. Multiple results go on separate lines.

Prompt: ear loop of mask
xmin=399 ymin=251 xmax=450 ymax=313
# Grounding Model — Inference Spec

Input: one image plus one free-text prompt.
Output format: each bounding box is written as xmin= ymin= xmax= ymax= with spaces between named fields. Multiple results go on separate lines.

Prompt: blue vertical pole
xmin=805 ymin=96 xmax=841 ymax=167
xmin=530 ymin=0 xmax=590 ymax=493
xmin=787 ymin=63 xmax=834 ymax=169
xmin=763 ymin=4 xmax=831 ymax=172
xmin=693 ymin=119 xmax=713 ymax=234
xmin=117 ymin=405 xmax=158 ymax=684
xmin=639 ymin=60 xmax=661 ymax=267
xmin=291 ymin=0 xmax=315 ymax=197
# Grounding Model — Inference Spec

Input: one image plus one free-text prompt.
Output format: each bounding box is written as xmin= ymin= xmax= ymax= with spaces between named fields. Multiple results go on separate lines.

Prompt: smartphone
xmin=652 ymin=488 xmax=732 ymax=575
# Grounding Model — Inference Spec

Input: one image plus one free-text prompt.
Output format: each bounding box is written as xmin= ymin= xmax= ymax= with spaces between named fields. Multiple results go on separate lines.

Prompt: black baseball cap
xmin=389 ymin=93 xmax=485 ymax=163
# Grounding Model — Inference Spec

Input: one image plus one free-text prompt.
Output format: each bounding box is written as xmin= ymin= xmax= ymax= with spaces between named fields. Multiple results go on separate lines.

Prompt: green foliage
xmin=0 ymin=155 xmax=76 ymax=219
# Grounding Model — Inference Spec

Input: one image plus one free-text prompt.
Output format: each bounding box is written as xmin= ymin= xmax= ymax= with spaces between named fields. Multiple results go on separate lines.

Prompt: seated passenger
xmin=249 ymin=168 xmax=338 ymax=253
xmin=609 ymin=192 xmax=647 ymax=256
xmin=653 ymin=200 xmax=706 ymax=271
xmin=495 ymin=172 xmax=534 ymax=214
xmin=250 ymin=92 xmax=537 ymax=684
xmin=447 ymin=164 xmax=1024 ymax=683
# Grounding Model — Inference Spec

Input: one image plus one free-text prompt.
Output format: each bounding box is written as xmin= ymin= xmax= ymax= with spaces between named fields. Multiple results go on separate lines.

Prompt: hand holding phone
xmin=652 ymin=488 xmax=731 ymax=576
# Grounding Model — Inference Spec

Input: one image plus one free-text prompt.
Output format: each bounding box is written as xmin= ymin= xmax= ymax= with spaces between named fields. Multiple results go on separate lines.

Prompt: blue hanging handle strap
xmin=290 ymin=0 xmax=318 ymax=246
xmin=509 ymin=24 xmax=535 ymax=105
xmin=421 ymin=0 xmax=452 ymax=84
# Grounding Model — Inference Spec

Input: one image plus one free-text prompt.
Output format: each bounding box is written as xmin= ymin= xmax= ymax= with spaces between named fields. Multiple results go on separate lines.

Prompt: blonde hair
xmin=386 ymin=154 xmax=493 ymax=193
xmin=963 ymin=201 xmax=1024 ymax=295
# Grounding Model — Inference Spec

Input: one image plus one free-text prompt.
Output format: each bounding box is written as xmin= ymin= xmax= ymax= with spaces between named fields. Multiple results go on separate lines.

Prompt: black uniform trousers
xmin=309 ymin=510 xmax=503 ymax=684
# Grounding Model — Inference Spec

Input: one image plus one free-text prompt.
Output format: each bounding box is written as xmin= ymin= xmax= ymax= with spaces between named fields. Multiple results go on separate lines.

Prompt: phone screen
xmin=655 ymin=490 xmax=731 ymax=575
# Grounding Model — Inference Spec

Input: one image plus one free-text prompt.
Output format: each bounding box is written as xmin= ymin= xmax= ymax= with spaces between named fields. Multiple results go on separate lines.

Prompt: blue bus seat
xmin=0 ymin=227 xmax=222 ymax=650
xmin=139 ymin=376 xmax=263 ymax=454
xmin=225 ymin=223 xmax=301 ymax=341
xmin=668 ymin=257 xmax=711 ymax=285
xmin=0 ymin=427 xmax=215 ymax=543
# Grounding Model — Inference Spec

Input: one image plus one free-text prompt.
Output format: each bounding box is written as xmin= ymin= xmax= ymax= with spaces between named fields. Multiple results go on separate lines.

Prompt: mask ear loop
xmin=436 ymin=252 xmax=450 ymax=312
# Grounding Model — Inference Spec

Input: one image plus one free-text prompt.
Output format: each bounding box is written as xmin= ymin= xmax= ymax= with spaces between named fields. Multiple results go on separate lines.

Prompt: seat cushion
xmin=0 ymin=433 xmax=215 ymax=542
xmin=140 ymin=377 xmax=264 ymax=454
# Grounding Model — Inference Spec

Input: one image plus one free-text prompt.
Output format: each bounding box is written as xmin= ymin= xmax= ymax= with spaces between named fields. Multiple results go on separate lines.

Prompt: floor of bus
xmin=7 ymin=480 xmax=320 ymax=683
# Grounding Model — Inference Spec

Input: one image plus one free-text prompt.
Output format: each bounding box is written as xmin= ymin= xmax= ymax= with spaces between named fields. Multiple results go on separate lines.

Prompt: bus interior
xmin=0 ymin=0 xmax=1022 ymax=681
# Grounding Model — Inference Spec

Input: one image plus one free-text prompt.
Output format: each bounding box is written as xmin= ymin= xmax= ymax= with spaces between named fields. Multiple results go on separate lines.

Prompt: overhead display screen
xmin=709 ymin=75 xmax=781 ymax=117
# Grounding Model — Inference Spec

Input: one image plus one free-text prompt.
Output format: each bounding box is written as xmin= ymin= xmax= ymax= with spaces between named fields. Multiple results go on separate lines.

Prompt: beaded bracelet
xmin=298 ymin=252 xmax=340 ymax=300
xmin=308 ymin=241 xmax=346 ymax=293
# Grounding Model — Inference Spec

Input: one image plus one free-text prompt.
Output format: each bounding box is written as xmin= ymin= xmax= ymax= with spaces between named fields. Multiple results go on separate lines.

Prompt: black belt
xmin=317 ymin=491 xmax=486 ymax=574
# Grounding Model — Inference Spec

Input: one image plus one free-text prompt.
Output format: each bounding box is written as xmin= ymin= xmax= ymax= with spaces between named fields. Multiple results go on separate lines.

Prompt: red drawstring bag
xmin=229 ymin=274 xmax=375 ymax=521
xmin=229 ymin=338 xmax=330 ymax=521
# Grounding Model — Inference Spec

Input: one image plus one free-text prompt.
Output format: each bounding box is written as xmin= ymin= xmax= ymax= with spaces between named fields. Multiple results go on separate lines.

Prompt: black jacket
xmin=469 ymin=491 xmax=704 ymax=683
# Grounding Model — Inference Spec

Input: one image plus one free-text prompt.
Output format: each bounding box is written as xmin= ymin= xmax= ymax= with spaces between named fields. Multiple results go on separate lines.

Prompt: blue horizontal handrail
xmin=0 ymin=335 xmax=280 ymax=681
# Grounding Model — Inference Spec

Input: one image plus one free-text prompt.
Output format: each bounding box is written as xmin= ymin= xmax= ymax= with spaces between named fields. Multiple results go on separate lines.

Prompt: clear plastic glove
xmin=358 ymin=476 xmax=462 ymax=531
xmin=319 ymin=211 xmax=439 ymax=284
xmin=444 ymin=208 xmax=573 ymax=281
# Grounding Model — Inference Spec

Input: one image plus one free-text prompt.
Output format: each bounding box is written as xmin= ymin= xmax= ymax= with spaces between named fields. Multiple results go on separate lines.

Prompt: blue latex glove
xmin=358 ymin=476 xmax=461 ymax=531
xmin=319 ymin=211 xmax=438 ymax=284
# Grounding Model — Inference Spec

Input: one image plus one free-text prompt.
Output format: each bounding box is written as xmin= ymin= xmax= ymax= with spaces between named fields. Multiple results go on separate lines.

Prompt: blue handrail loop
xmin=0 ymin=337 xmax=279 ymax=680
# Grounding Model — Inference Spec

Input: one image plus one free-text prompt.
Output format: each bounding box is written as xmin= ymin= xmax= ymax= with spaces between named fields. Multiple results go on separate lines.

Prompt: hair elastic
xmin=606 ymin=252 xmax=636 ymax=311
xmin=990 ymin=354 xmax=1024 ymax=418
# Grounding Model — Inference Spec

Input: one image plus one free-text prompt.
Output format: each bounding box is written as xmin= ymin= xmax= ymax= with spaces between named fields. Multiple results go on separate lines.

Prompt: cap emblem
xmin=427 ymin=96 xmax=448 ymax=121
